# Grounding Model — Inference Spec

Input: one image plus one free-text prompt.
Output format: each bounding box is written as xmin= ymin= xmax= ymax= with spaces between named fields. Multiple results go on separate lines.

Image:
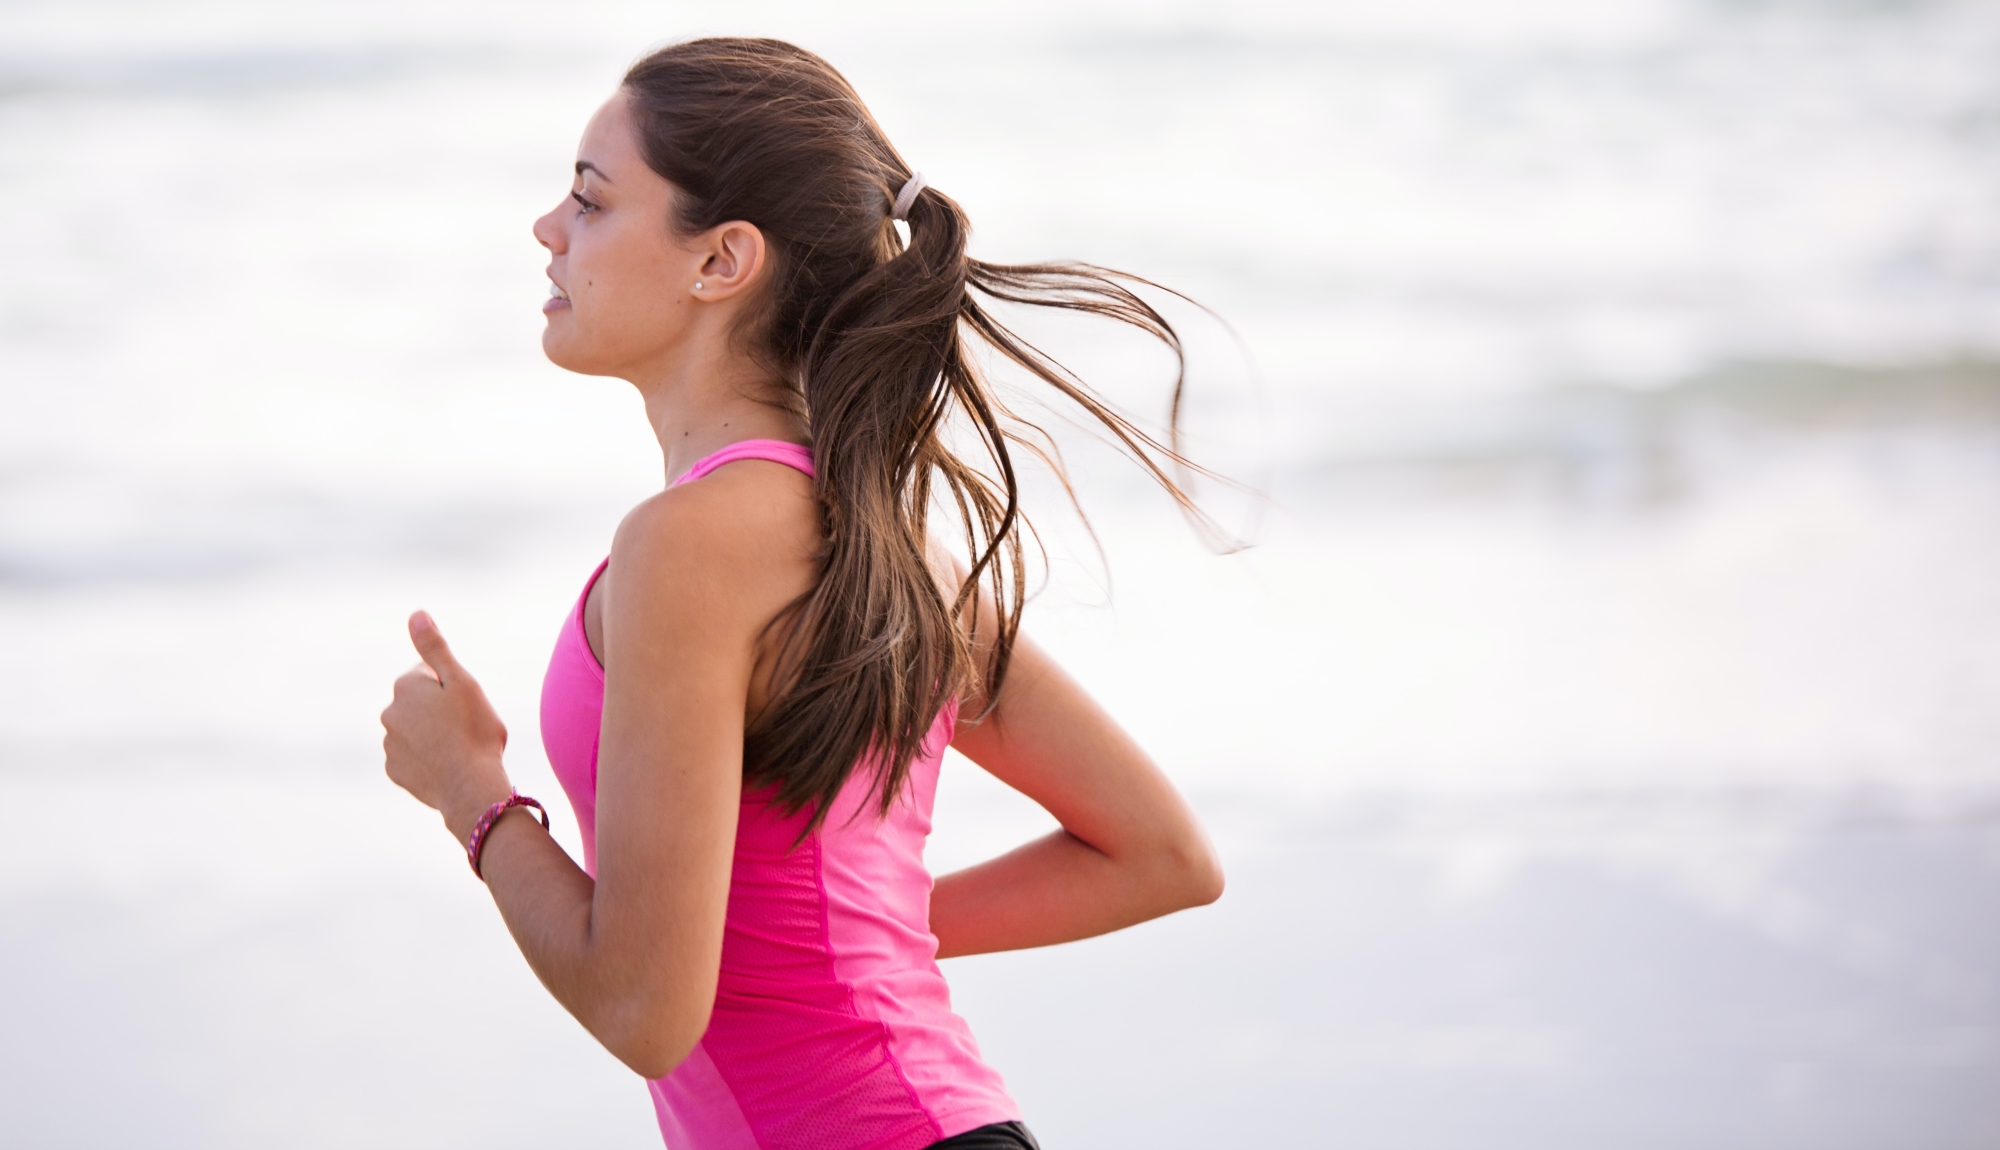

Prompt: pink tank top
xmin=538 ymin=439 xmax=1019 ymax=1150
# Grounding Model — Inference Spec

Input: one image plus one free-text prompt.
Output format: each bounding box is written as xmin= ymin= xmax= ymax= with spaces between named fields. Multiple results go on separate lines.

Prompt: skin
xmin=381 ymin=90 xmax=1224 ymax=1081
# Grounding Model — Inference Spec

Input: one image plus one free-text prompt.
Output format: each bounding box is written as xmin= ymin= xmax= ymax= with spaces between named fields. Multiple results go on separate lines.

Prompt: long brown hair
xmin=623 ymin=38 xmax=1210 ymax=828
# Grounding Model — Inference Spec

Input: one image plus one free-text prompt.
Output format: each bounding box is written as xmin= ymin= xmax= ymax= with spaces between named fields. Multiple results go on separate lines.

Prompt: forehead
xmin=576 ymin=91 xmax=642 ymax=176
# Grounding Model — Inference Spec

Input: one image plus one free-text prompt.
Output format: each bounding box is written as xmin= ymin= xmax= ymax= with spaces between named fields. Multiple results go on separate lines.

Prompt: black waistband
xmin=925 ymin=1120 xmax=1042 ymax=1150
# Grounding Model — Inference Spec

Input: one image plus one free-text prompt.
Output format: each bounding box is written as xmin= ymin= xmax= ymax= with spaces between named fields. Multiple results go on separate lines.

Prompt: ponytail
xmin=624 ymin=39 xmax=1216 ymax=828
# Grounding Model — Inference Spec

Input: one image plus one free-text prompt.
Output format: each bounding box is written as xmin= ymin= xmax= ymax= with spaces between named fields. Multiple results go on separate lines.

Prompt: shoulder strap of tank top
xmin=674 ymin=438 xmax=815 ymax=485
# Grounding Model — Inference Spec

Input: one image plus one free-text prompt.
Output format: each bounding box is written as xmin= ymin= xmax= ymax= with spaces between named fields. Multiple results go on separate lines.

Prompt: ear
xmin=691 ymin=220 xmax=767 ymax=300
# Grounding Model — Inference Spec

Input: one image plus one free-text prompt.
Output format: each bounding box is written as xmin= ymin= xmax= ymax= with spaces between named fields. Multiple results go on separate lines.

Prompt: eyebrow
xmin=575 ymin=160 xmax=611 ymax=182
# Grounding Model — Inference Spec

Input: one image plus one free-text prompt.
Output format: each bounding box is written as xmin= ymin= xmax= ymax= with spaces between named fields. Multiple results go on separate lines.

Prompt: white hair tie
xmin=891 ymin=172 xmax=926 ymax=222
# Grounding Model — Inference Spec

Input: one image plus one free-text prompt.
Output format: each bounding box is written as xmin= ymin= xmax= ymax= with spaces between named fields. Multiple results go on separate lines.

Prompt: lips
xmin=543 ymin=279 xmax=571 ymax=314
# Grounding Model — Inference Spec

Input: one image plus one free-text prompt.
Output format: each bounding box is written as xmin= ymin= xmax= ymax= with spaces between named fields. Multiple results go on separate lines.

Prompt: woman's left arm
xmin=932 ymin=625 xmax=1226 ymax=959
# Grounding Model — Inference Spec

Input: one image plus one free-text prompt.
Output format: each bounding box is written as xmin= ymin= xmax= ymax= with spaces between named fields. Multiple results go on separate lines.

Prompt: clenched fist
xmin=381 ymin=611 xmax=513 ymax=841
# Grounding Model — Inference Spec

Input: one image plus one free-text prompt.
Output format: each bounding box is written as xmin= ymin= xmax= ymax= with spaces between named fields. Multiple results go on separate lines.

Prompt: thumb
xmin=408 ymin=611 xmax=466 ymax=685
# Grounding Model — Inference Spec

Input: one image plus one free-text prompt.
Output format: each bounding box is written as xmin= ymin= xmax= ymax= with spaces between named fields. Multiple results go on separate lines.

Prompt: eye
xmin=571 ymin=191 xmax=598 ymax=214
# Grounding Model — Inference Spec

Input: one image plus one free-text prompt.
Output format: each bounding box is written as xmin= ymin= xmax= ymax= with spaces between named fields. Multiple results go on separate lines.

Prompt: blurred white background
xmin=3 ymin=0 xmax=1999 ymax=1146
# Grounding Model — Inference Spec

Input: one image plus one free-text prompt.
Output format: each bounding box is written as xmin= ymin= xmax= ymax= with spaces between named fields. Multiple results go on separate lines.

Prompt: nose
xmin=532 ymin=199 xmax=566 ymax=253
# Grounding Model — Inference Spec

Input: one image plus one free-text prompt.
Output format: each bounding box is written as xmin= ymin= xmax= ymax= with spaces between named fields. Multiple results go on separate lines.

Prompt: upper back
xmin=583 ymin=439 xmax=820 ymax=718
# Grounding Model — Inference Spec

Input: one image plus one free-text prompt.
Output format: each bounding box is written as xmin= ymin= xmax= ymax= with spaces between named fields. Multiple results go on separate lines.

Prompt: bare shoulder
xmin=608 ymin=460 xmax=819 ymax=629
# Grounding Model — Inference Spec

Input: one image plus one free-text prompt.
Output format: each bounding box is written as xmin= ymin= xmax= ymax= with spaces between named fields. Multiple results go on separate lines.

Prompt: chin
xmin=541 ymin=330 xmax=629 ymax=379
xmin=540 ymin=324 xmax=570 ymax=367
xmin=540 ymin=325 xmax=593 ymax=374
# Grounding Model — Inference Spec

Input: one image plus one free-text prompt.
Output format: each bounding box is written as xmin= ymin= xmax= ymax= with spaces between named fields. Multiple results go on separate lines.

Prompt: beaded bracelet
xmin=465 ymin=790 xmax=550 ymax=879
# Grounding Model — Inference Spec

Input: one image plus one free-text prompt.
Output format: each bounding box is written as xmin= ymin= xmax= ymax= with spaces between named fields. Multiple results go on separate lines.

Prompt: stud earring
xmin=693 ymin=281 xmax=704 ymax=290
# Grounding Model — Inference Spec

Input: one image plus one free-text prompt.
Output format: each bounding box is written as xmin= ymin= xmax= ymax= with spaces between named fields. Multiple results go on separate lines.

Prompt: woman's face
xmin=533 ymin=92 xmax=702 ymax=377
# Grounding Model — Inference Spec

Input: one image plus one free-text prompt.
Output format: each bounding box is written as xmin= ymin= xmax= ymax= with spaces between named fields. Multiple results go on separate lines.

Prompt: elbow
xmin=618 ymin=1042 xmax=696 ymax=1084
xmin=599 ymin=997 xmax=713 ymax=1081
xmin=1184 ymin=848 xmax=1226 ymax=908
xmin=1161 ymin=834 xmax=1225 ymax=910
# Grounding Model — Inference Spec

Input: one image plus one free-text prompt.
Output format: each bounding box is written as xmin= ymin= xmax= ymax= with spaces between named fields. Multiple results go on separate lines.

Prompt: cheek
xmin=572 ymin=238 xmax=681 ymax=350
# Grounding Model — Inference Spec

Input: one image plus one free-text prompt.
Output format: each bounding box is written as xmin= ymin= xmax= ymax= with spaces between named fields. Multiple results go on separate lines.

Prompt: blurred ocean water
xmin=4 ymin=0 xmax=1999 ymax=1146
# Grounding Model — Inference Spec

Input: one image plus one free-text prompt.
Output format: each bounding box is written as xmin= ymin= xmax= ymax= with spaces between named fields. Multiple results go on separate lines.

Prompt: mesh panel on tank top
xmin=703 ymin=792 xmax=941 ymax=1150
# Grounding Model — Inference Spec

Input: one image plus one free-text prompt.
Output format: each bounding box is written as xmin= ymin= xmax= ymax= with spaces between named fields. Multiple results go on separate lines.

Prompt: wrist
xmin=461 ymin=791 xmax=550 ymax=880
xmin=442 ymin=770 xmax=514 ymax=842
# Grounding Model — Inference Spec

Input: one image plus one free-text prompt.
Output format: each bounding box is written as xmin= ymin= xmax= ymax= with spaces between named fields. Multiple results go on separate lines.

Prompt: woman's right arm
xmin=391 ymin=468 xmax=814 ymax=1078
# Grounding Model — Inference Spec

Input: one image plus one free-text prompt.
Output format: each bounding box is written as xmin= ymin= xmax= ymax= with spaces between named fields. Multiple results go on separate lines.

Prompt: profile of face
xmin=532 ymin=93 xmax=762 ymax=379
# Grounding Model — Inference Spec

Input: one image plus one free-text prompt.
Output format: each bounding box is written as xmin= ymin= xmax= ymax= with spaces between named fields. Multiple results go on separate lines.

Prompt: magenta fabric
xmin=538 ymin=440 xmax=1020 ymax=1150
xmin=538 ymin=556 xmax=606 ymax=873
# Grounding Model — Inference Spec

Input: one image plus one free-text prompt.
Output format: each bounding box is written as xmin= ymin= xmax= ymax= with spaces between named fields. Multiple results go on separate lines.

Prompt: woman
xmin=381 ymin=37 xmax=1223 ymax=1150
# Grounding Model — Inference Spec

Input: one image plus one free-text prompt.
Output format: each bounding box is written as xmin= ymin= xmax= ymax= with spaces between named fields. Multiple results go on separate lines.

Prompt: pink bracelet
xmin=465 ymin=790 xmax=549 ymax=879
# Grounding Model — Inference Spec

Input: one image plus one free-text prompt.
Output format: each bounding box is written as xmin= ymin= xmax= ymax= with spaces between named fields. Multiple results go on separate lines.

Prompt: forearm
xmin=451 ymin=809 xmax=701 ymax=1073
xmin=468 ymin=811 xmax=599 ymax=1003
xmin=929 ymin=829 xmax=1219 ymax=959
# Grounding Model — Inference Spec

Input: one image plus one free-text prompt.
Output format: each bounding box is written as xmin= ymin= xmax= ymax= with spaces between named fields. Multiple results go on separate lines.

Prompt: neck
xmin=627 ymin=337 xmax=806 ymax=486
